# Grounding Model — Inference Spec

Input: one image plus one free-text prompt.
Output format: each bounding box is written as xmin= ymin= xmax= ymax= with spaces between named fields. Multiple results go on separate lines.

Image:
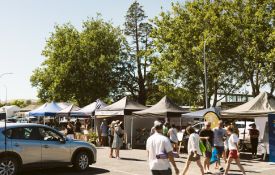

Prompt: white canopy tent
xmin=221 ymin=92 xmax=275 ymax=118
xmin=71 ymin=99 xmax=107 ymax=117
xmin=0 ymin=105 xmax=20 ymax=118
xmin=221 ymin=92 xmax=275 ymax=146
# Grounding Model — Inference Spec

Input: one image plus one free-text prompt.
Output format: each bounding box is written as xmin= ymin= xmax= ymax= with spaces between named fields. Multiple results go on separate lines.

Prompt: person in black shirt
xmin=66 ymin=118 xmax=75 ymax=139
xmin=199 ymin=122 xmax=214 ymax=174
xmin=75 ymin=119 xmax=82 ymax=139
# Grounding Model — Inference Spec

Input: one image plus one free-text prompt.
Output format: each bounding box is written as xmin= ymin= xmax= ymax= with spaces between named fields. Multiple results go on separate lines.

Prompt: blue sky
xmin=0 ymin=0 xmax=180 ymax=101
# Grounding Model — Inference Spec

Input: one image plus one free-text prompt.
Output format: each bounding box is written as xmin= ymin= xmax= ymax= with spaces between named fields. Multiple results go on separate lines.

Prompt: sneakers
xmin=219 ymin=167 xmax=225 ymax=173
xmin=205 ymin=170 xmax=212 ymax=174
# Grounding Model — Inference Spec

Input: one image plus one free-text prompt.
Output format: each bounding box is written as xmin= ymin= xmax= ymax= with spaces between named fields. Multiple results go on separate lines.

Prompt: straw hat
xmin=109 ymin=120 xmax=116 ymax=127
xmin=115 ymin=120 xmax=123 ymax=126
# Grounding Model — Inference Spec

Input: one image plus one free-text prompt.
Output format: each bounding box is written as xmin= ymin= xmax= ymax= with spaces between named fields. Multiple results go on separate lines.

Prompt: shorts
xmin=187 ymin=152 xmax=200 ymax=161
xmin=215 ymin=146 xmax=224 ymax=156
xmin=229 ymin=150 xmax=239 ymax=159
xmin=170 ymin=140 xmax=178 ymax=144
xmin=205 ymin=151 xmax=212 ymax=158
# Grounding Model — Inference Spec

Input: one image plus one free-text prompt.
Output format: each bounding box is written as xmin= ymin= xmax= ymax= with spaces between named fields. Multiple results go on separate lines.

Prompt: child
xmin=223 ymin=126 xmax=246 ymax=175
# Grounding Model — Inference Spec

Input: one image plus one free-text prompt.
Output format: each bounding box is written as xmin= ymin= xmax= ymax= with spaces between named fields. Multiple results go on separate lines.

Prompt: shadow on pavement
xmin=120 ymin=157 xmax=146 ymax=162
xmin=19 ymin=167 xmax=110 ymax=175
xmin=230 ymin=169 xmax=260 ymax=174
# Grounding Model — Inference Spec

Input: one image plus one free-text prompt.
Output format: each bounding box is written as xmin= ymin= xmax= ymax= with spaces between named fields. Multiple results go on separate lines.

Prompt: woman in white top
xmin=181 ymin=126 xmax=204 ymax=175
xmin=224 ymin=126 xmax=246 ymax=175
xmin=168 ymin=124 xmax=179 ymax=152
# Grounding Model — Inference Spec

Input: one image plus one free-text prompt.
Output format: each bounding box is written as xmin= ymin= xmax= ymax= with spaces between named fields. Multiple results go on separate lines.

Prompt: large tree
xmin=230 ymin=0 xmax=274 ymax=97
xmin=151 ymin=0 xmax=242 ymax=107
xmin=31 ymin=18 xmax=123 ymax=106
xmin=124 ymin=1 xmax=155 ymax=105
xmin=151 ymin=0 xmax=274 ymax=107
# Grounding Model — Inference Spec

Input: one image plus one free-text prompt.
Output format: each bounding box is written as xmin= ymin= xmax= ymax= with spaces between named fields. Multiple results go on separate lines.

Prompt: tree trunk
xmin=135 ymin=18 xmax=146 ymax=105
xmin=212 ymin=82 xmax=219 ymax=107
xmin=250 ymin=71 xmax=260 ymax=97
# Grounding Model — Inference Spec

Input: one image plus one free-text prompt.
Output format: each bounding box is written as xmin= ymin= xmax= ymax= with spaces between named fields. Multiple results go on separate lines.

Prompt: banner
xmin=268 ymin=114 xmax=275 ymax=162
xmin=204 ymin=112 xmax=220 ymax=129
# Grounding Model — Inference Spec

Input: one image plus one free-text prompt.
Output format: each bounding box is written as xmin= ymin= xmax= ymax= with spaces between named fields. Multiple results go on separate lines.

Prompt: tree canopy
xmin=151 ymin=0 xmax=274 ymax=107
xmin=31 ymin=1 xmax=274 ymax=107
xmin=31 ymin=18 xmax=123 ymax=106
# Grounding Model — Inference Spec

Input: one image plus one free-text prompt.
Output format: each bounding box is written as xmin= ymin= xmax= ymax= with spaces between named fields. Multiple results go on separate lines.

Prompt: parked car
xmin=16 ymin=118 xmax=28 ymax=123
xmin=0 ymin=123 xmax=97 ymax=175
xmin=26 ymin=117 xmax=38 ymax=123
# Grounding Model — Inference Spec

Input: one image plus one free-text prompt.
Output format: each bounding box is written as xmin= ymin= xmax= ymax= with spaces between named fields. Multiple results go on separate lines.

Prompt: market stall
xmin=221 ymin=92 xmax=275 ymax=155
xmin=95 ymin=96 xmax=147 ymax=147
xmin=132 ymin=96 xmax=187 ymax=147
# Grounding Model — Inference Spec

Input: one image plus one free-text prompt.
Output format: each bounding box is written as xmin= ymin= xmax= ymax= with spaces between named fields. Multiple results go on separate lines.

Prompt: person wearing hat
xmin=249 ymin=123 xmax=259 ymax=159
xmin=146 ymin=120 xmax=179 ymax=175
xmin=108 ymin=121 xmax=116 ymax=158
xmin=112 ymin=120 xmax=124 ymax=159
xmin=100 ymin=119 xmax=108 ymax=146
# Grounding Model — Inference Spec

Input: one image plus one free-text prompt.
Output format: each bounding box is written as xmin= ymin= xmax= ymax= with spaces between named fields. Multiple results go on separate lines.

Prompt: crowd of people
xmin=57 ymin=117 xmax=259 ymax=175
xmin=146 ymin=120 xmax=259 ymax=175
xmin=58 ymin=118 xmax=93 ymax=141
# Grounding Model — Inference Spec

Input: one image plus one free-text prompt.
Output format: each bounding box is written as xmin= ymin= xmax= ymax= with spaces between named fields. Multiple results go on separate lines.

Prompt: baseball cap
xmin=154 ymin=120 xmax=162 ymax=127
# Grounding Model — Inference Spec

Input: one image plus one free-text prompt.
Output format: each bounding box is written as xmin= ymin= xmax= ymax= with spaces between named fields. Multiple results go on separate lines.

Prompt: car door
xmin=39 ymin=127 xmax=71 ymax=163
xmin=10 ymin=126 xmax=42 ymax=165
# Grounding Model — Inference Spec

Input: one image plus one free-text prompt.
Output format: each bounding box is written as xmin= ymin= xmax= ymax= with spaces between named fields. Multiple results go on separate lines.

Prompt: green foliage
xmin=151 ymin=0 xmax=274 ymax=106
xmin=31 ymin=17 xmax=123 ymax=106
xmin=10 ymin=100 xmax=27 ymax=108
xmin=31 ymin=1 xmax=274 ymax=107
xmin=123 ymin=1 xmax=156 ymax=105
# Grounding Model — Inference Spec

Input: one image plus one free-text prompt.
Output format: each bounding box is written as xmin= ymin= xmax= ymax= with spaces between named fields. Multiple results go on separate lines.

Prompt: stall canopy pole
xmin=243 ymin=120 xmax=247 ymax=141
xmin=131 ymin=116 xmax=133 ymax=149
xmin=93 ymin=115 xmax=96 ymax=132
xmin=4 ymin=107 xmax=7 ymax=152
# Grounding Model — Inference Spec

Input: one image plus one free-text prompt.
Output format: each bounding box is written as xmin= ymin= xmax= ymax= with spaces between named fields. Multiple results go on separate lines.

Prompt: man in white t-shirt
xmin=146 ymin=121 xmax=179 ymax=175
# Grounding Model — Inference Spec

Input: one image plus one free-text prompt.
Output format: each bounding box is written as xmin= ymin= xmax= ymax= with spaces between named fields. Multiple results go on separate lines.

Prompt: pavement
xmin=19 ymin=147 xmax=275 ymax=175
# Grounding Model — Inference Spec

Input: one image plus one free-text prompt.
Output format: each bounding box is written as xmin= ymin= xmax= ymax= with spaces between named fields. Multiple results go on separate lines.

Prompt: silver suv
xmin=0 ymin=123 xmax=97 ymax=175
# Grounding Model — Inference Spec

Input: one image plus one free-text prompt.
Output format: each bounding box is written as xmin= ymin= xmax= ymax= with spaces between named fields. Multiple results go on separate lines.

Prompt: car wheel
xmin=74 ymin=152 xmax=90 ymax=171
xmin=0 ymin=157 xmax=18 ymax=175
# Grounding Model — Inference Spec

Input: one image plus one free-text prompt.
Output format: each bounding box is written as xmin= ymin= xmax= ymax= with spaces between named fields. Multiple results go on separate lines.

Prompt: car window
xmin=10 ymin=127 xmax=40 ymax=140
xmin=39 ymin=127 xmax=62 ymax=141
xmin=3 ymin=129 xmax=12 ymax=138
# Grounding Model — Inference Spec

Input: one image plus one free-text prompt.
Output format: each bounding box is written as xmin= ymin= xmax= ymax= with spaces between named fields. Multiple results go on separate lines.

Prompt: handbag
xmin=116 ymin=131 xmax=124 ymax=138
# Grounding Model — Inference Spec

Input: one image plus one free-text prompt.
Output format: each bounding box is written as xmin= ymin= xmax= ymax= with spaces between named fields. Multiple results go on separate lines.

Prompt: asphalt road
xmin=19 ymin=147 xmax=275 ymax=175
